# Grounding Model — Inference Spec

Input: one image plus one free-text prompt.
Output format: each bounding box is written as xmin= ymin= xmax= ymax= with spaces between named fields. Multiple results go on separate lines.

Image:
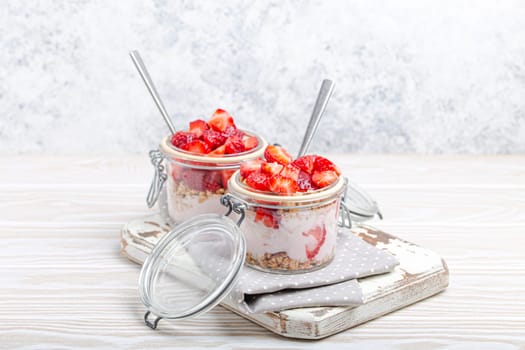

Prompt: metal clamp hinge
xmin=144 ymin=311 xmax=162 ymax=329
xmin=221 ymin=194 xmax=246 ymax=226
xmin=147 ymin=149 xmax=167 ymax=208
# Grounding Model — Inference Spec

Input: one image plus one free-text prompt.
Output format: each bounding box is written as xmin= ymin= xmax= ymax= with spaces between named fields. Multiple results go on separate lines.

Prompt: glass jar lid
xmin=342 ymin=180 xmax=382 ymax=222
xmin=138 ymin=213 xmax=245 ymax=328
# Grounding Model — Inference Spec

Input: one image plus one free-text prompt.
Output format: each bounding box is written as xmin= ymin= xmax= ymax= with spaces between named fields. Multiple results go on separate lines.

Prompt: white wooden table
xmin=1 ymin=155 xmax=524 ymax=349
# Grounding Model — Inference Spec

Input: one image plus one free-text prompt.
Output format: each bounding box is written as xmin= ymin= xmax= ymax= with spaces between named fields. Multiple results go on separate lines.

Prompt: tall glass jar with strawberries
xmin=225 ymin=145 xmax=347 ymax=273
xmin=154 ymin=109 xmax=267 ymax=224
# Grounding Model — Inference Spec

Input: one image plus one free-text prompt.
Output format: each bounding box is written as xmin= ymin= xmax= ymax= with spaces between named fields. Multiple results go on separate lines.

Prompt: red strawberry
xmin=209 ymin=109 xmax=236 ymax=132
xmin=303 ymin=224 xmax=327 ymax=259
xmin=261 ymin=162 xmax=284 ymax=176
xmin=311 ymin=170 xmax=338 ymax=188
xmin=292 ymin=155 xmax=316 ymax=174
xmin=245 ymin=171 xmax=271 ymax=191
xmin=222 ymin=125 xmax=244 ymax=138
xmin=182 ymin=140 xmax=211 ymax=154
xmin=181 ymin=169 xmax=206 ymax=191
xmin=269 ymin=175 xmax=299 ymax=194
xmin=208 ymin=144 xmax=226 ymax=156
xmin=255 ymin=208 xmax=279 ymax=229
xmin=203 ymin=170 xmax=223 ymax=192
xmin=170 ymin=131 xmax=194 ymax=149
xmin=314 ymin=156 xmax=341 ymax=175
xmin=240 ymin=158 xmax=264 ymax=179
xmin=242 ymin=136 xmax=259 ymax=150
xmin=279 ymin=164 xmax=300 ymax=181
xmin=221 ymin=169 xmax=237 ymax=189
xmin=171 ymin=163 xmax=184 ymax=181
xmin=264 ymin=145 xmax=292 ymax=165
xmin=297 ymin=171 xmax=315 ymax=191
xmin=224 ymin=136 xmax=246 ymax=154
xmin=189 ymin=119 xmax=210 ymax=138
xmin=202 ymin=129 xmax=227 ymax=150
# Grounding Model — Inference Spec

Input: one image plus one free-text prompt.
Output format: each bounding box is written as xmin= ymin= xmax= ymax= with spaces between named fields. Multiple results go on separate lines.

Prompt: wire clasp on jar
xmin=147 ymin=149 xmax=167 ymax=208
xmin=220 ymin=194 xmax=247 ymax=226
xmin=338 ymin=177 xmax=353 ymax=228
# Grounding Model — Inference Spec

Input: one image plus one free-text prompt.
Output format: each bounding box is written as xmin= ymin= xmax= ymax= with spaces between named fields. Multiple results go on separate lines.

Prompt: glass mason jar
xmin=226 ymin=170 xmax=348 ymax=273
xmin=147 ymin=132 xmax=267 ymax=224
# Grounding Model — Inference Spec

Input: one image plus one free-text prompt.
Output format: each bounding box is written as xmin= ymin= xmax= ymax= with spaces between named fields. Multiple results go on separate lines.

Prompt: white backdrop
xmin=1 ymin=0 xmax=524 ymax=155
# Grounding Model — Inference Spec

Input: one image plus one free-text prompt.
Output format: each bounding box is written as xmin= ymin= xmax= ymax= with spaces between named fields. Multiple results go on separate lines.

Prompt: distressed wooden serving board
xmin=120 ymin=214 xmax=448 ymax=339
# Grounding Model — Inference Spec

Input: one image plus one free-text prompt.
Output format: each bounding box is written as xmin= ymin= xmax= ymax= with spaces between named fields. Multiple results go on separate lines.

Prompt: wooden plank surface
xmin=1 ymin=155 xmax=524 ymax=349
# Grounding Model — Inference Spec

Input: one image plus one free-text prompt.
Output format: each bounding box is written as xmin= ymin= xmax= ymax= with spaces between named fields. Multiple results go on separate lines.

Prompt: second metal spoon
xmin=129 ymin=50 xmax=177 ymax=135
xmin=297 ymin=79 xmax=335 ymax=157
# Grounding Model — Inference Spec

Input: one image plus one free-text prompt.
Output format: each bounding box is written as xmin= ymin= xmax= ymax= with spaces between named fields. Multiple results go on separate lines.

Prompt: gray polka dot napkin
xmin=225 ymin=228 xmax=399 ymax=314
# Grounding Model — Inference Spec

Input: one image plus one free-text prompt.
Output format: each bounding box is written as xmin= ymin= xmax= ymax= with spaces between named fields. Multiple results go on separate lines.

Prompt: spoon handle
xmin=297 ymin=79 xmax=335 ymax=157
xmin=129 ymin=50 xmax=177 ymax=135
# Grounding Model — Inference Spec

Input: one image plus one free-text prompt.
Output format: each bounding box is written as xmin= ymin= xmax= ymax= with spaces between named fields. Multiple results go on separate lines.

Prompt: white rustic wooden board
xmin=120 ymin=214 xmax=449 ymax=339
xmin=2 ymin=155 xmax=524 ymax=349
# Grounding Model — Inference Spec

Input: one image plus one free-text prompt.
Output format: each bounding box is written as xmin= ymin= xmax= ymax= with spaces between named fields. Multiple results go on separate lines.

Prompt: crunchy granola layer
xmin=172 ymin=180 xmax=225 ymax=203
xmin=246 ymin=251 xmax=333 ymax=272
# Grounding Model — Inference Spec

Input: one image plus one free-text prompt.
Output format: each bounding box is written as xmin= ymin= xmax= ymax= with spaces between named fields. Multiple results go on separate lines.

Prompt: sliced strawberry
xmin=297 ymin=171 xmax=315 ymax=191
xmin=279 ymin=164 xmax=300 ymax=181
xmin=181 ymin=169 xmax=206 ymax=191
xmin=264 ymin=145 xmax=292 ymax=165
xmin=170 ymin=163 xmax=184 ymax=181
xmin=292 ymin=155 xmax=317 ymax=174
xmin=208 ymin=144 xmax=226 ymax=156
xmin=182 ymin=140 xmax=211 ymax=154
xmin=222 ymin=125 xmax=244 ymax=138
xmin=269 ymin=175 xmax=299 ymax=194
xmin=202 ymin=129 xmax=227 ymax=150
xmin=203 ymin=170 xmax=223 ymax=192
xmin=221 ymin=169 xmax=237 ymax=189
xmin=261 ymin=162 xmax=284 ymax=176
xmin=209 ymin=109 xmax=236 ymax=132
xmin=311 ymin=170 xmax=338 ymax=188
xmin=170 ymin=131 xmax=194 ymax=149
xmin=242 ymin=135 xmax=259 ymax=150
xmin=245 ymin=171 xmax=271 ymax=191
xmin=189 ymin=119 xmax=210 ymax=138
xmin=255 ymin=208 xmax=279 ymax=229
xmin=240 ymin=158 xmax=264 ymax=179
xmin=224 ymin=136 xmax=246 ymax=154
xmin=303 ymin=224 xmax=327 ymax=259
xmin=314 ymin=156 xmax=341 ymax=175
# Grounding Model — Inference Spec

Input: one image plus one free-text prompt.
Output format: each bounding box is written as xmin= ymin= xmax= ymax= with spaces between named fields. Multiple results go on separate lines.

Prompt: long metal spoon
xmin=297 ymin=79 xmax=335 ymax=157
xmin=129 ymin=50 xmax=176 ymax=134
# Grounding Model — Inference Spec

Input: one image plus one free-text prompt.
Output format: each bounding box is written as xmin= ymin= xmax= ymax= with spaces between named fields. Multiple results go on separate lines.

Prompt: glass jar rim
xmin=159 ymin=130 xmax=267 ymax=164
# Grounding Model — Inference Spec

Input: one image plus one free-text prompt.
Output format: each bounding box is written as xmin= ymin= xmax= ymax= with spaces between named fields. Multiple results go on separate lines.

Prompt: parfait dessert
xmin=158 ymin=109 xmax=267 ymax=223
xmin=227 ymin=145 xmax=345 ymax=273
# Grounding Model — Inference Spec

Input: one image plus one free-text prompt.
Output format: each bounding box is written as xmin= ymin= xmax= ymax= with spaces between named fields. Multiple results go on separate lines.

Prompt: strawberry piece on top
xmin=245 ymin=171 xmax=271 ymax=191
xmin=292 ymin=155 xmax=317 ymax=174
xmin=171 ymin=131 xmax=194 ymax=149
xmin=240 ymin=158 xmax=264 ymax=178
xmin=182 ymin=140 xmax=211 ymax=154
xmin=314 ymin=156 xmax=341 ymax=176
xmin=269 ymin=175 xmax=299 ymax=195
xmin=264 ymin=145 xmax=292 ymax=165
xmin=224 ymin=136 xmax=246 ymax=154
xmin=311 ymin=170 xmax=338 ymax=188
xmin=208 ymin=109 xmax=236 ymax=132
xmin=189 ymin=119 xmax=210 ymax=138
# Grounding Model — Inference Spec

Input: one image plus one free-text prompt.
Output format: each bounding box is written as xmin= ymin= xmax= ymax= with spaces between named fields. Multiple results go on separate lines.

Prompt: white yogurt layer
xmin=241 ymin=202 xmax=339 ymax=262
xmin=166 ymin=176 xmax=225 ymax=223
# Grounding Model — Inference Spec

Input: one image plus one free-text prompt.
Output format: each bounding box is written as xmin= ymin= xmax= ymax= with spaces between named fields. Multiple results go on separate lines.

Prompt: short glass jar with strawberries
xmin=148 ymin=109 xmax=267 ymax=224
xmin=225 ymin=144 xmax=348 ymax=273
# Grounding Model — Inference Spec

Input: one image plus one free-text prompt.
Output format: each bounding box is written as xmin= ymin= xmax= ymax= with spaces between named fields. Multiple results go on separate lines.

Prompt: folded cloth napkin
xmin=222 ymin=228 xmax=399 ymax=313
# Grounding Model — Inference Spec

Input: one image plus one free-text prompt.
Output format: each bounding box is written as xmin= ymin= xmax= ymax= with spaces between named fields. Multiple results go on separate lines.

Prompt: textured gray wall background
xmin=1 ymin=1 xmax=524 ymax=155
